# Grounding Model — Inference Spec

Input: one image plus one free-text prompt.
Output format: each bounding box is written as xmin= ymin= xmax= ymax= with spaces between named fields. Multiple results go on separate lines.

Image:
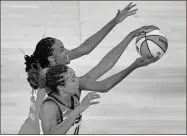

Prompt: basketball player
xmin=28 ymin=65 xmax=101 ymax=134
xmin=19 ymin=22 xmax=158 ymax=134
xmin=18 ymin=66 xmax=48 ymax=134
xmin=31 ymin=50 xmax=157 ymax=134
xmin=18 ymin=2 xmax=139 ymax=134
xmin=37 ymin=53 xmax=158 ymax=134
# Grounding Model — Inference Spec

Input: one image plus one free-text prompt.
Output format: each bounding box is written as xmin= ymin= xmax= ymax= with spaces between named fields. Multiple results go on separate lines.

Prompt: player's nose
xmin=65 ymin=48 xmax=69 ymax=53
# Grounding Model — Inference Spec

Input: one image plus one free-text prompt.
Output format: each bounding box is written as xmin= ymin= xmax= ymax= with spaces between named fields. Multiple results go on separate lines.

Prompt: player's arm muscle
xmin=68 ymin=18 xmax=118 ymax=61
xmin=78 ymin=62 xmax=137 ymax=93
xmin=39 ymin=100 xmax=59 ymax=134
xmin=68 ymin=46 xmax=88 ymax=61
xmin=81 ymin=32 xmax=135 ymax=80
xmin=79 ymin=26 xmax=158 ymax=80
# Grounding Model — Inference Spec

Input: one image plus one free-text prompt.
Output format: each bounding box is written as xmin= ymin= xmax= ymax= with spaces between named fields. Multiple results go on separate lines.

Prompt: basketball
xmin=135 ymin=28 xmax=168 ymax=59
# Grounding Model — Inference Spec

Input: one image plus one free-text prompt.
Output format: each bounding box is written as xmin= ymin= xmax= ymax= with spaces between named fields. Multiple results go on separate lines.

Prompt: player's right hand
xmin=114 ymin=2 xmax=138 ymax=24
xmin=132 ymin=25 xmax=159 ymax=37
xmin=78 ymin=92 xmax=100 ymax=113
xmin=133 ymin=55 xmax=159 ymax=68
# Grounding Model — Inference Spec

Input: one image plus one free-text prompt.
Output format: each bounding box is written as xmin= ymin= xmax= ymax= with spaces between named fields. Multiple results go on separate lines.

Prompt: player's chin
xmin=66 ymin=58 xmax=70 ymax=64
xmin=63 ymin=60 xmax=70 ymax=65
xmin=66 ymin=60 xmax=70 ymax=65
xmin=69 ymin=91 xmax=76 ymax=96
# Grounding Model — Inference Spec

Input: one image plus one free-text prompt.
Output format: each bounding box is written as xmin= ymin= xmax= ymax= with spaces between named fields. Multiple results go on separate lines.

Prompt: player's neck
xmin=54 ymin=92 xmax=71 ymax=107
xmin=45 ymin=87 xmax=51 ymax=94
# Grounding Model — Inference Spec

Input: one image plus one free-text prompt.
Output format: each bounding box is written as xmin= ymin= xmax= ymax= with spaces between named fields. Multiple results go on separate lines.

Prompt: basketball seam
xmin=140 ymin=40 xmax=153 ymax=57
xmin=136 ymin=35 xmax=145 ymax=44
xmin=147 ymin=39 xmax=166 ymax=53
xmin=146 ymin=35 xmax=167 ymax=42
xmin=145 ymin=33 xmax=153 ymax=57
xmin=136 ymin=29 xmax=160 ymax=43
xmin=139 ymin=39 xmax=144 ymax=56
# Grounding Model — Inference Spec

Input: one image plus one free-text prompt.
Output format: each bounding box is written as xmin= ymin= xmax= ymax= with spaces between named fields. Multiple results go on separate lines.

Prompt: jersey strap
xmin=48 ymin=93 xmax=74 ymax=110
xmin=71 ymin=96 xmax=74 ymax=109
xmin=74 ymin=125 xmax=80 ymax=135
xmin=48 ymin=93 xmax=76 ymax=110
xmin=43 ymin=98 xmax=63 ymax=123
xmin=47 ymin=94 xmax=82 ymax=124
xmin=51 ymin=99 xmax=63 ymax=123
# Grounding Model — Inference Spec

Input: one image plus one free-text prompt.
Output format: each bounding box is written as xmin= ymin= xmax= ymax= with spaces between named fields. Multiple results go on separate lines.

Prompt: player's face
xmin=51 ymin=39 xmax=70 ymax=65
xmin=59 ymin=68 xmax=79 ymax=95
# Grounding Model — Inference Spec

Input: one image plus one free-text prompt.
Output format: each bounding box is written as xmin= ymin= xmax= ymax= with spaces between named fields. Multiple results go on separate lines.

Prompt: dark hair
xmin=25 ymin=37 xmax=56 ymax=90
xmin=45 ymin=65 xmax=68 ymax=94
xmin=26 ymin=64 xmax=68 ymax=92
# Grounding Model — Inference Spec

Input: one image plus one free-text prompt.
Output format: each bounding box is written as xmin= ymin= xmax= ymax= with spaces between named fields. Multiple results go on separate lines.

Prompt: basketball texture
xmin=135 ymin=29 xmax=168 ymax=58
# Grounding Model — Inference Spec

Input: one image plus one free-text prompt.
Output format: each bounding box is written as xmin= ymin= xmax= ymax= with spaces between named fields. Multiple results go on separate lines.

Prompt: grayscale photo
xmin=1 ymin=1 xmax=186 ymax=134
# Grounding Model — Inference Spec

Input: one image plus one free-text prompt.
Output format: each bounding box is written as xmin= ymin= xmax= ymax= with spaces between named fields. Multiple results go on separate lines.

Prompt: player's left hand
xmin=132 ymin=25 xmax=160 ymax=37
xmin=114 ymin=2 xmax=138 ymax=24
xmin=133 ymin=55 xmax=159 ymax=68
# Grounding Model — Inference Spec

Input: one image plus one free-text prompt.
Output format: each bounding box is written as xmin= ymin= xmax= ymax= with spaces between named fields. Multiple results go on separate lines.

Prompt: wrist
xmin=111 ymin=17 xmax=119 ymax=25
xmin=129 ymin=31 xmax=137 ymax=38
xmin=128 ymin=31 xmax=136 ymax=39
xmin=75 ymin=106 xmax=83 ymax=114
xmin=131 ymin=62 xmax=139 ymax=70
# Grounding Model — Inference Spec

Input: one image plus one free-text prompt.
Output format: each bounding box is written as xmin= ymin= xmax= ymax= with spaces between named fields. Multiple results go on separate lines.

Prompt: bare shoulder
xmin=39 ymin=100 xmax=59 ymax=134
xmin=39 ymin=99 xmax=59 ymax=119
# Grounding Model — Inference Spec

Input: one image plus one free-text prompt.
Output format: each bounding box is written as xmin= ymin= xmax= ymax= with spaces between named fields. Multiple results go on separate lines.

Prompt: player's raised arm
xmin=68 ymin=2 xmax=138 ymax=60
xmin=78 ymin=56 xmax=159 ymax=93
xmin=81 ymin=25 xmax=159 ymax=80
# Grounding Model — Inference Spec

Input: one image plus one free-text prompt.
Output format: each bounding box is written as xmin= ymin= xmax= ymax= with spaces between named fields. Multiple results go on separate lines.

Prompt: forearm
xmin=68 ymin=18 xmax=118 ymax=60
xmin=82 ymin=32 xmax=135 ymax=80
xmin=81 ymin=18 xmax=118 ymax=53
xmin=101 ymin=32 xmax=135 ymax=67
xmin=49 ymin=107 xmax=81 ymax=134
xmin=79 ymin=62 xmax=138 ymax=93
xmin=102 ymin=62 xmax=138 ymax=91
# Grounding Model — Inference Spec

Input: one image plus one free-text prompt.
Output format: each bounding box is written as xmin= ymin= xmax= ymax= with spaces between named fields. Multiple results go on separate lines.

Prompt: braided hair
xmin=24 ymin=37 xmax=56 ymax=90
xmin=45 ymin=65 xmax=68 ymax=94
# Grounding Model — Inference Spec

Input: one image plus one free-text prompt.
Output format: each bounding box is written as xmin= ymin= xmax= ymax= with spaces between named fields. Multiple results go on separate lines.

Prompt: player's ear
xmin=57 ymin=85 xmax=64 ymax=91
xmin=47 ymin=55 xmax=55 ymax=62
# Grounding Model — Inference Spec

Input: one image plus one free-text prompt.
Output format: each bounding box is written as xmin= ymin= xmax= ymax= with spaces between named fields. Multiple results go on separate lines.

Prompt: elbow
xmin=102 ymin=89 xmax=109 ymax=93
xmin=99 ymin=88 xmax=108 ymax=93
xmin=99 ymin=82 xmax=110 ymax=93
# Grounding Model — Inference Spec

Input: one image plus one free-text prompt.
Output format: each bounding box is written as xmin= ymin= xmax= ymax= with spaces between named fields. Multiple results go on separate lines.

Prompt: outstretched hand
xmin=132 ymin=25 xmax=160 ymax=37
xmin=133 ymin=55 xmax=160 ymax=68
xmin=79 ymin=92 xmax=100 ymax=113
xmin=114 ymin=2 xmax=138 ymax=24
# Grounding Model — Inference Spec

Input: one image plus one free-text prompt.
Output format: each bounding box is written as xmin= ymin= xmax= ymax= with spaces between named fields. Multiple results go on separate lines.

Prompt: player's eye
xmin=72 ymin=78 xmax=75 ymax=82
xmin=61 ymin=49 xmax=64 ymax=52
xmin=60 ymin=46 xmax=65 ymax=52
